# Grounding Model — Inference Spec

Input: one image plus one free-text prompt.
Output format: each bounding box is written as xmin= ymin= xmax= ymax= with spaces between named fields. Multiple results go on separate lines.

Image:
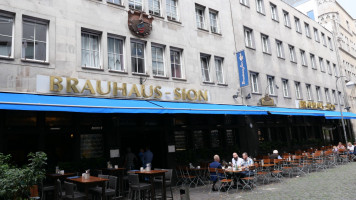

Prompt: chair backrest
xmin=263 ymin=159 xmax=271 ymax=164
xmin=216 ymin=168 xmax=227 ymax=179
xmin=99 ymin=174 xmax=109 ymax=179
xmin=164 ymin=169 xmax=173 ymax=181
xmin=128 ymin=174 xmax=139 ymax=185
xmin=64 ymin=181 xmax=75 ymax=197
xmin=56 ymin=179 xmax=62 ymax=198
xmin=108 ymin=176 xmax=118 ymax=190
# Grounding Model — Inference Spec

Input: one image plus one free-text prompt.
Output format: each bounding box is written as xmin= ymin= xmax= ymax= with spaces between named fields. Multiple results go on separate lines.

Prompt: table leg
xmin=85 ymin=186 xmax=89 ymax=200
xmin=54 ymin=179 xmax=58 ymax=200
xmin=162 ymin=173 xmax=166 ymax=200
xmin=150 ymin=176 xmax=155 ymax=200
xmin=102 ymin=182 xmax=106 ymax=200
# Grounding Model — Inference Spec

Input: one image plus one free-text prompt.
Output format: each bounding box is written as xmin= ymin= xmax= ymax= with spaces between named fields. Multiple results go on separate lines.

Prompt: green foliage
xmin=0 ymin=152 xmax=47 ymax=200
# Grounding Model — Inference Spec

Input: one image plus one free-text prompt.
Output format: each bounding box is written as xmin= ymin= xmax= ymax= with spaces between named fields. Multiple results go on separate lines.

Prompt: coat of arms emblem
xmin=128 ymin=10 xmax=154 ymax=38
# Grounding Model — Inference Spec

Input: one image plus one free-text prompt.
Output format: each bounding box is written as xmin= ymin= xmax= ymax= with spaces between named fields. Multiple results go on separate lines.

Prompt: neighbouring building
xmin=0 ymin=0 xmax=354 ymax=170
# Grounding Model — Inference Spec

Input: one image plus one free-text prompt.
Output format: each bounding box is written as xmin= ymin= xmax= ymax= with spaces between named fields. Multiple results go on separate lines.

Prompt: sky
xmin=337 ymin=0 xmax=356 ymax=19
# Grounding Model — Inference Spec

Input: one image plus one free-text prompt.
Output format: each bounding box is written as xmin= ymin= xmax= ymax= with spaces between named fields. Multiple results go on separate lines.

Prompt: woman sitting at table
xmin=337 ymin=142 xmax=345 ymax=150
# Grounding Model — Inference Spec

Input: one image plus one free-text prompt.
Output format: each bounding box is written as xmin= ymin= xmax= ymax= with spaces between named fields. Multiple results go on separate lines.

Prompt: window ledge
xmin=306 ymin=36 xmax=311 ymax=39
xmin=107 ymin=2 xmax=125 ymax=8
xmin=212 ymin=32 xmax=222 ymax=36
xmin=321 ymin=71 xmax=326 ymax=73
xmin=272 ymin=19 xmax=279 ymax=23
xmin=296 ymin=31 xmax=302 ymax=34
xmin=240 ymin=3 xmax=250 ymax=8
xmin=302 ymin=64 xmax=308 ymax=67
xmin=257 ymin=11 xmax=266 ymax=16
xmin=153 ymin=75 xmax=169 ymax=79
xmin=246 ymin=46 xmax=256 ymax=51
xmin=132 ymin=72 xmax=150 ymax=77
xmin=21 ymin=59 xmax=49 ymax=65
xmin=151 ymin=14 xmax=164 ymax=20
xmin=252 ymin=92 xmax=262 ymax=95
xmin=0 ymin=56 xmax=14 ymax=61
xmin=167 ymin=18 xmax=181 ymax=24
xmin=108 ymin=69 xmax=128 ymax=74
xmin=285 ymin=25 xmax=291 ymax=29
xmin=263 ymin=52 xmax=272 ymax=56
xmin=290 ymin=61 xmax=297 ymax=64
xmin=197 ymin=28 xmax=209 ymax=33
xmin=277 ymin=56 xmax=285 ymax=60
xmin=82 ymin=66 xmax=104 ymax=71
xmin=284 ymin=96 xmax=292 ymax=99
xmin=312 ymin=68 xmax=317 ymax=70
xmin=217 ymin=83 xmax=228 ymax=86
xmin=269 ymin=94 xmax=278 ymax=97
xmin=203 ymin=81 xmax=215 ymax=85
xmin=172 ymin=77 xmax=186 ymax=81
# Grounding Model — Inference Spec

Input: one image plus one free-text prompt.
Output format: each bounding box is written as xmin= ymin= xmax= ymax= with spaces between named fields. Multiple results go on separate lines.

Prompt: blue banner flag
xmin=237 ymin=50 xmax=249 ymax=87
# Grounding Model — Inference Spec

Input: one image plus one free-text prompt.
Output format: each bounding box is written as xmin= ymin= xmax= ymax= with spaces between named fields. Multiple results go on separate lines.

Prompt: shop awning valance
xmin=322 ymin=110 xmax=356 ymax=119
xmin=252 ymin=106 xmax=325 ymax=117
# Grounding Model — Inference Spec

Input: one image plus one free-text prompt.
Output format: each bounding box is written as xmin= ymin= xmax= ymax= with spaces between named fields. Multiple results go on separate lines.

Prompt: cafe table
xmin=129 ymin=170 xmax=168 ymax=200
xmin=66 ymin=176 xmax=109 ymax=200
xmin=46 ymin=172 xmax=76 ymax=200
xmin=188 ymin=168 xmax=208 ymax=185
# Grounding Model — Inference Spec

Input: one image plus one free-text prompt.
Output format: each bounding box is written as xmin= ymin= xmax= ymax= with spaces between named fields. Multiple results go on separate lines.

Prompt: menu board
xmin=80 ymin=134 xmax=103 ymax=159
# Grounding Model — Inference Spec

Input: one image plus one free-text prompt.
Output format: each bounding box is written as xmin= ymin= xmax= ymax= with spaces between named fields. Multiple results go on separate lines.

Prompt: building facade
xmin=0 ymin=0 xmax=351 ymax=169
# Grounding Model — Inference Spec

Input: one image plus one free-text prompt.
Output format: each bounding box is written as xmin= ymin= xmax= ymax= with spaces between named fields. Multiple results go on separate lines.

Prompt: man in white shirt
xmin=347 ymin=142 xmax=354 ymax=153
xmin=231 ymin=152 xmax=243 ymax=168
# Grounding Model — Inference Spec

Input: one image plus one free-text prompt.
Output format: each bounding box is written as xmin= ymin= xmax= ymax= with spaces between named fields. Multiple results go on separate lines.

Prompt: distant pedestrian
xmin=124 ymin=148 xmax=137 ymax=170
xmin=138 ymin=148 xmax=145 ymax=167
xmin=143 ymin=147 xmax=153 ymax=167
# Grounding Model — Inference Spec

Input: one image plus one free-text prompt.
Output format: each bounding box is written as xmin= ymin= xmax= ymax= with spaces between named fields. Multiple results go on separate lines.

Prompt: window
xmin=295 ymin=17 xmax=301 ymax=33
xmin=306 ymin=84 xmax=312 ymax=100
xmin=282 ymin=79 xmax=289 ymax=97
xmin=251 ymin=72 xmax=259 ymax=93
xmin=149 ymin=0 xmax=161 ymax=16
xmin=195 ymin=5 xmax=205 ymax=29
xmin=295 ymin=82 xmax=302 ymax=99
xmin=166 ymin=0 xmax=178 ymax=21
xmin=107 ymin=0 xmax=121 ymax=5
xmin=170 ymin=49 xmax=182 ymax=78
xmin=151 ymin=45 xmax=164 ymax=76
xmin=316 ymin=86 xmax=321 ymax=101
xmin=321 ymin=33 xmax=327 ymax=46
xmin=333 ymin=64 xmax=338 ymax=76
xmin=0 ymin=15 xmax=14 ymax=58
xmin=283 ymin=10 xmax=290 ymax=27
xmin=289 ymin=45 xmax=296 ymax=63
xmin=22 ymin=18 xmax=48 ymax=62
xmin=256 ymin=0 xmax=265 ymax=14
xmin=300 ymin=50 xmax=307 ymax=66
xmin=319 ymin=57 xmax=325 ymax=72
xmin=326 ymin=60 xmax=332 ymax=75
xmin=267 ymin=76 xmax=275 ymax=95
xmin=215 ymin=57 xmax=224 ymax=84
xmin=240 ymin=0 xmax=249 ymax=6
xmin=129 ymin=0 xmax=143 ymax=10
xmin=261 ymin=34 xmax=270 ymax=54
xmin=310 ymin=54 xmax=316 ymax=69
xmin=276 ymin=40 xmax=284 ymax=58
xmin=209 ymin=10 xmax=220 ymax=33
xmin=332 ymin=90 xmax=337 ymax=104
xmin=81 ymin=31 xmax=100 ymax=68
xmin=131 ymin=41 xmax=145 ymax=73
xmin=270 ymin=3 xmax=278 ymax=21
xmin=200 ymin=55 xmax=211 ymax=82
xmin=244 ymin=27 xmax=254 ymax=48
xmin=108 ymin=37 xmax=124 ymax=71
xmin=325 ymin=88 xmax=330 ymax=103
xmin=305 ymin=23 xmax=311 ymax=38
xmin=314 ymin=28 xmax=319 ymax=42
xmin=328 ymin=37 xmax=333 ymax=50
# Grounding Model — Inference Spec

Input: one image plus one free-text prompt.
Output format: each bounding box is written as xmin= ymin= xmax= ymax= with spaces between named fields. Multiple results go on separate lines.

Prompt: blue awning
xmin=0 ymin=92 xmax=268 ymax=115
xmin=148 ymin=101 xmax=268 ymax=115
xmin=323 ymin=110 xmax=356 ymax=119
xmin=251 ymin=106 xmax=325 ymax=116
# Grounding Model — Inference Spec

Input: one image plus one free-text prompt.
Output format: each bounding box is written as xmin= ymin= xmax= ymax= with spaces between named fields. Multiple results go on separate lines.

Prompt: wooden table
xmin=66 ymin=176 xmax=109 ymax=200
xmin=188 ymin=168 xmax=208 ymax=185
xmin=46 ymin=173 xmax=76 ymax=200
xmin=129 ymin=170 xmax=168 ymax=200
xmin=103 ymin=168 xmax=126 ymax=196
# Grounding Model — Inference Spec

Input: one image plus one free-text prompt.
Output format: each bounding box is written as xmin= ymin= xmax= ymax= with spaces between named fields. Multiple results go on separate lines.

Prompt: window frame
xmin=305 ymin=23 xmax=311 ymax=38
xmin=295 ymin=81 xmax=302 ymax=99
xmin=261 ymin=34 xmax=270 ymax=54
xmin=200 ymin=54 xmax=211 ymax=82
xmin=300 ymin=49 xmax=307 ymax=66
xmin=321 ymin=32 xmax=327 ymax=46
xmin=289 ymin=45 xmax=296 ymax=63
xmin=240 ymin=0 xmax=250 ymax=7
xmin=244 ymin=27 xmax=255 ymax=49
xmin=151 ymin=44 xmax=165 ymax=77
xmin=215 ymin=56 xmax=225 ymax=84
xmin=256 ymin=0 xmax=265 ymax=14
xmin=332 ymin=90 xmax=337 ymax=104
xmin=250 ymin=72 xmax=259 ymax=93
xmin=316 ymin=86 xmax=322 ymax=102
xmin=283 ymin=10 xmax=290 ymax=27
xmin=310 ymin=53 xmax=316 ymax=70
xmin=306 ymin=84 xmax=312 ymax=100
xmin=0 ymin=13 xmax=14 ymax=58
xmin=314 ymin=28 xmax=320 ymax=42
xmin=170 ymin=48 xmax=183 ymax=79
xmin=107 ymin=35 xmax=125 ymax=72
xmin=267 ymin=75 xmax=275 ymax=95
xmin=166 ymin=0 xmax=179 ymax=21
xmin=294 ymin=17 xmax=302 ymax=33
xmin=81 ymin=30 xmax=101 ymax=69
xmin=276 ymin=40 xmax=284 ymax=59
xmin=319 ymin=57 xmax=325 ymax=72
xmin=282 ymin=79 xmax=289 ymax=97
xmin=128 ymin=0 xmax=143 ymax=11
xmin=209 ymin=9 xmax=220 ymax=34
xmin=130 ymin=40 xmax=146 ymax=74
xmin=107 ymin=0 xmax=122 ymax=5
xmin=325 ymin=88 xmax=330 ymax=103
xmin=270 ymin=3 xmax=279 ymax=21
xmin=149 ymin=0 xmax=161 ymax=16
xmin=195 ymin=4 xmax=206 ymax=30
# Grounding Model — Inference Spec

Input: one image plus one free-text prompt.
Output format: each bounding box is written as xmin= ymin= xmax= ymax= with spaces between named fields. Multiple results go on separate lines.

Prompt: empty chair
xmin=128 ymin=173 xmax=151 ymax=200
xmin=39 ymin=181 xmax=55 ymax=200
xmin=91 ymin=175 xmax=117 ymax=200
xmin=63 ymin=181 xmax=86 ymax=200
xmin=56 ymin=179 xmax=66 ymax=200
xmin=154 ymin=169 xmax=173 ymax=199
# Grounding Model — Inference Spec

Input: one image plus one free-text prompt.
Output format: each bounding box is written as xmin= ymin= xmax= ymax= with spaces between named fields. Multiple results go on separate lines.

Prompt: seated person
xmin=237 ymin=152 xmax=254 ymax=186
xmin=332 ymin=146 xmax=338 ymax=153
xmin=347 ymin=142 xmax=354 ymax=153
xmin=337 ymin=142 xmax=345 ymax=150
xmin=209 ymin=155 xmax=222 ymax=191
xmin=231 ymin=152 xmax=243 ymax=169
xmin=269 ymin=150 xmax=282 ymax=160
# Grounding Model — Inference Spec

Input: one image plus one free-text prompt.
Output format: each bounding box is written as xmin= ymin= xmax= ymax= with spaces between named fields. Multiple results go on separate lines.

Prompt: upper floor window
xmin=209 ymin=10 xmax=220 ymax=34
xmin=295 ymin=81 xmax=302 ymax=99
xmin=240 ymin=0 xmax=249 ymax=7
xmin=316 ymin=86 xmax=321 ymax=101
xmin=22 ymin=18 xmax=48 ymax=62
xmin=333 ymin=63 xmax=338 ymax=76
xmin=215 ymin=57 xmax=224 ymax=84
xmin=149 ymin=0 xmax=161 ymax=16
xmin=326 ymin=60 xmax=332 ymax=75
xmin=201 ymin=54 xmax=211 ymax=82
xmin=195 ymin=5 xmax=206 ymax=29
xmin=305 ymin=23 xmax=311 ymax=38
xmin=319 ymin=57 xmax=325 ymax=72
xmin=332 ymin=90 xmax=337 ymax=104
xmin=325 ymin=88 xmax=330 ymax=103
xmin=306 ymin=84 xmax=312 ymax=100
xmin=328 ymin=37 xmax=333 ymax=50
xmin=283 ymin=10 xmax=290 ymax=27
xmin=107 ymin=0 xmax=121 ymax=5
xmin=131 ymin=41 xmax=145 ymax=73
xmin=282 ymin=79 xmax=289 ymax=97
xmin=289 ymin=45 xmax=296 ymax=63
xmin=129 ymin=0 xmax=143 ymax=10
xmin=261 ymin=34 xmax=270 ymax=54
xmin=166 ymin=0 xmax=178 ymax=21
xmin=321 ymin=32 xmax=327 ymax=46
xmin=244 ymin=27 xmax=254 ymax=48
xmin=251 ymin=72 xmax=259 ymax=93
xmin=108 ymin=36 xmax=124 ymax=71
xmin=310 ymin=53 xmax=316 ymax=69
xmin=300 ymin=50 xmax=307 ymax=66
xmin=270 ymin=3 xmax=278 ymax=21
xmin=295 ymin=17 xmax=301 ymax=33
xmin=256 ymin=0 xmax=265 ymax=14
xmin=276 ymin=40 xmax=284 ymax=58
xmin=267 ymin=75 xmax=275 ymax=95
xmin=0 ymin=15 xmax=14 ymax=58
xmin=314 ymin=28 xmax=319 ymax=42
xmin=151 ymin=45 xmax=165 ymax=76
xmin=170 ymin=49 xmax=182 ymax=78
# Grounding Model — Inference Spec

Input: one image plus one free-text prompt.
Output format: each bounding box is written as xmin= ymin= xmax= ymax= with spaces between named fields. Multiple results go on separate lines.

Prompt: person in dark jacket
xmin=209 ymin=155 xmax=222 ymax=191
xmin=269 ymin=150 xmax=282 ymax=160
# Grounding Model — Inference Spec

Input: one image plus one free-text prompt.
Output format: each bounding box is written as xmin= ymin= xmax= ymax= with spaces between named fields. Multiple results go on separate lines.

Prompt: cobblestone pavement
xmin=171 ymin=162 xmax=356 ymax=200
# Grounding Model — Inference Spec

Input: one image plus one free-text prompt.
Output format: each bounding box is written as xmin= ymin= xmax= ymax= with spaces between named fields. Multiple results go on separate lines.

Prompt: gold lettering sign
xmin=298 ymin=100 xmax=336 ymax=111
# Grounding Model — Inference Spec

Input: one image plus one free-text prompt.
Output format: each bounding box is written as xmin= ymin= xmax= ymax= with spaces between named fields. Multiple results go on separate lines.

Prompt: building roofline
xmin=335 ymin=0 xmax=356 ymax=21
